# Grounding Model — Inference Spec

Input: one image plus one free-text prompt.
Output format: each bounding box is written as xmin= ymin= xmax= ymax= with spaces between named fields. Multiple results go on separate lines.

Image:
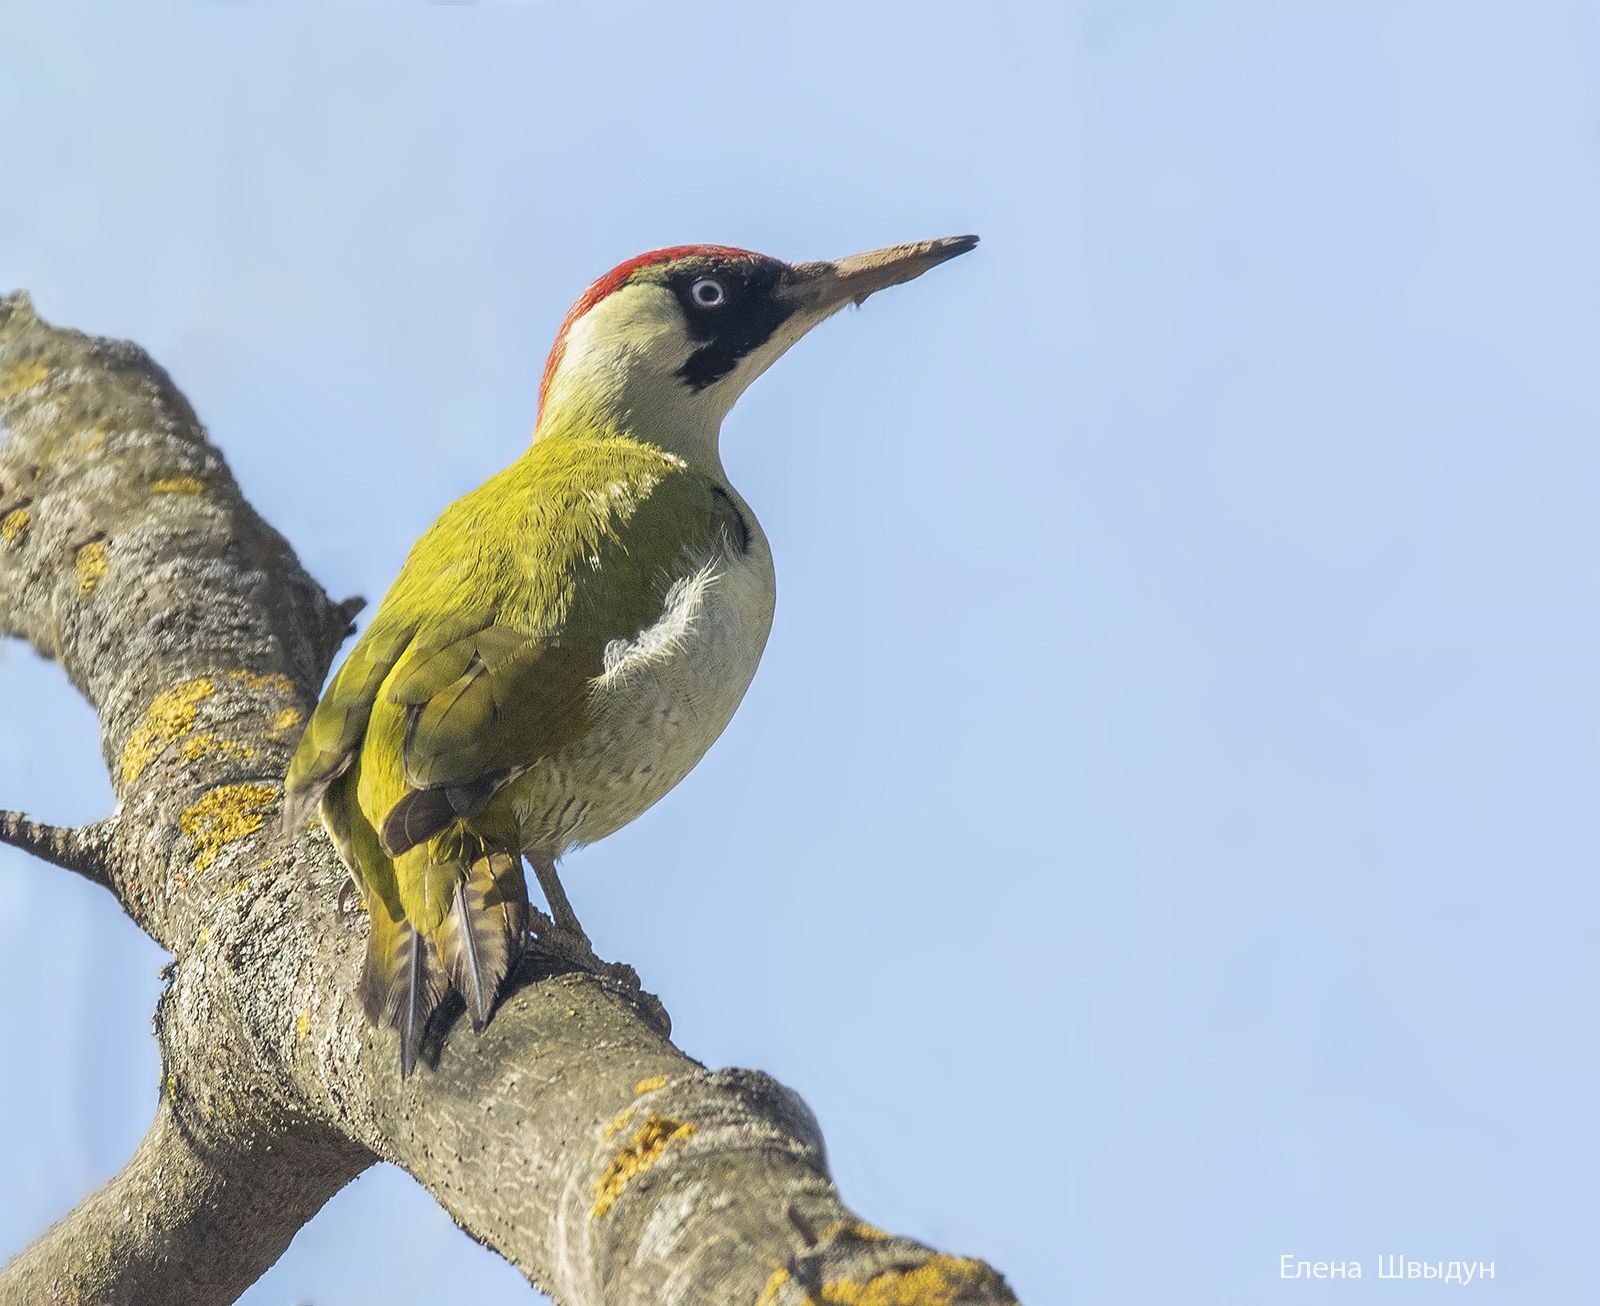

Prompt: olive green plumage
xmin=282 ymin=234 xmax=976 ymax=1077
xmin=284 ymin=427 xmax=745 ymax=1072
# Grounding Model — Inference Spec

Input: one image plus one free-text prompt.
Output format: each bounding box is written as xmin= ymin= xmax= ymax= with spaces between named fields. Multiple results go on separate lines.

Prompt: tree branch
xmin=0 ymin=290 xmax=1019 ymax=1306
xmin=2 ymin=1092 xmax=367 ymax=1306
xmin=0 ymin=811 xmax=117 ymax=888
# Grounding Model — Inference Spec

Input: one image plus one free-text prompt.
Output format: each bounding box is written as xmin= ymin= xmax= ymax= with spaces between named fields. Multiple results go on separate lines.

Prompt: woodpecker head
xmin=534 ymin=236 xmax=978 ymax=455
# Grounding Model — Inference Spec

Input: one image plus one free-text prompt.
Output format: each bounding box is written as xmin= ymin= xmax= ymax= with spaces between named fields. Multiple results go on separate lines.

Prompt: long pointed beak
xmin=785 ymin=235 xmax=979 ymax=315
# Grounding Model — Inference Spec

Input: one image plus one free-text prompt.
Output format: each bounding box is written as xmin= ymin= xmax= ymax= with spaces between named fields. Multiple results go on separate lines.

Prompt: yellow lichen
xmin=269 ymin=706 xmax=304 ymax=733
xmin=755 ymin=1267 xmax=793 ymax=1306
xmin=754 ymin=1227 xmax=912 ymax=1306
xmin=74 ymin=539 xmax=108 ymax=594
xmin=0 ymin=507 xmax=29 ymax=544
xmin=74 ymin=424 xmax=108 ymax=451
xmin=178 ymin=783 xmax=277 ymax=872
xmin=176 ymin=733 xmax=259 ymax=766
xmin=229 ymin=669 xmax=296 ymax=694
xmin=633 ymin=1074 xmax=668 ymax=1095
xmin=296 ymin=1007 xmax=311 ymax=1041
xmin=151 ymin=475 xmax=205 ymax=495
xmin=590 ymin=1113 xmax=697 ymax=1219
xmin=819 ymin=1255 xmax=998 ymax=1306
xmin=0 ymin=361 xmax=48 ymax=399
xmin=603 ymin=1105 xmax=638 ymax=1140
xmin=823 ymin=1222 xmax=892 ymax=1244
xmin=121 ymin=678 xmax=215 ymax=782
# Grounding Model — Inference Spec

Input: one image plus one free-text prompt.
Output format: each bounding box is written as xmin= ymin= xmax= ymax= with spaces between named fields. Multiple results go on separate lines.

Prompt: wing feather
xmin=282 ymin=621 xmax=417 ymax=833
xmin=285 ymin=436 xmax=750 ymax=1075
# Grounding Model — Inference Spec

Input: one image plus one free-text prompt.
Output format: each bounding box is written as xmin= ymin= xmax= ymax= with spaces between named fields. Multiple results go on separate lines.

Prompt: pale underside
xmin=511 ymin=518 xmax=775 ymax=858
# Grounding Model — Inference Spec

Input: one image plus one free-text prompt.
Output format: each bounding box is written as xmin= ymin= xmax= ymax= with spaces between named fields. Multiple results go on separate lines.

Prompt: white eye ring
xmin=691 ymin=278 xmax=726 ymax=308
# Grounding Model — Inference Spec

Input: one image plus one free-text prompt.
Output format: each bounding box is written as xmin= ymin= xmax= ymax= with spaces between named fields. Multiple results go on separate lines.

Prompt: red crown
xmin=538 ymin=245 xmax=759 ymax=412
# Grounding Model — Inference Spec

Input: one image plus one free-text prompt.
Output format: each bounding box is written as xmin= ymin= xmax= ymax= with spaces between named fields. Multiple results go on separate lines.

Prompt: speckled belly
xmin=510 ymin=531 xmax=775 ymax=853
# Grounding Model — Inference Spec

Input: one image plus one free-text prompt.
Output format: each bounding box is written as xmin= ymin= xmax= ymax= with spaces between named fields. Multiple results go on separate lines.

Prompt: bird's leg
xmin=524 ymin=852 xmax=640 ymax=994
xmin=529 ymin=851 xmax=589 ymax=944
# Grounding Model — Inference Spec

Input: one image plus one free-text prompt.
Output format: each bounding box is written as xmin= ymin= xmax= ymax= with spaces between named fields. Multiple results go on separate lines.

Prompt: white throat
xmin=535 ymin=283 xmax=733 ymax=469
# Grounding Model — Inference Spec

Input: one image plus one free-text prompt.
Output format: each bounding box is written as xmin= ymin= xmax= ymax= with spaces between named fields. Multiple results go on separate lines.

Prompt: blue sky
xmin=2 ymin=2 xmax=1598 ymax=1302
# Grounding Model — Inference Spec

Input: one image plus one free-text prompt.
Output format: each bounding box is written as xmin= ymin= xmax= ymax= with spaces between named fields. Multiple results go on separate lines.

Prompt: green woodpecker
xmin=284 ymin=235 xmax=977 ymax=1075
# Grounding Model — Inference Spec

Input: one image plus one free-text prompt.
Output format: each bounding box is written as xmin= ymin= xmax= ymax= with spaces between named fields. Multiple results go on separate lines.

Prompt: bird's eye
xmin=690 ymin=278 xmax=726 ymax=308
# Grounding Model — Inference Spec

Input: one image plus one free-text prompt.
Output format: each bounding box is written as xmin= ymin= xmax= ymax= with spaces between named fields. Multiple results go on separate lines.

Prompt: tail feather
xmin=358 ymin=843 xmax=528 ymax=1077
xmin=400 ymin=930 xmax=433 ymax=1079
xmin=358 ymin=897 xmax=407 ymax=1027
xmin=359 ymin=894 xmax=447 ymax=1078
xmin=436 ymin=853 xmax=529 ymax=1030
xmin=449 ymin=878 xmax=490 ymax=1028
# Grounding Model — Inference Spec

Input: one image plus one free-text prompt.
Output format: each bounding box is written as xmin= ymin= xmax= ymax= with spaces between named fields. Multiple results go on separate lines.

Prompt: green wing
xmin=281 ymin=617 xmax=416 ymax=834
xmin=287 ymin=434 xmax=747 ymax=859
xmin=282 ymin=433 xmax=746 ymax=1071
xmin=376 ymin=628 xmax=597 ymax=855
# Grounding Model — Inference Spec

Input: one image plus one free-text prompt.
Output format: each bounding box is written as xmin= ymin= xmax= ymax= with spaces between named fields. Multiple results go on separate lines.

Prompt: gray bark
xmin=0 ymin=292 xmax=1019 ymax=1306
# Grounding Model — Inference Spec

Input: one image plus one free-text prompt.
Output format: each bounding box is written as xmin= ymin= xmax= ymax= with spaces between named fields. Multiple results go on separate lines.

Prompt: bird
xmin=283 ymin=235 xmax=977 ymax=1076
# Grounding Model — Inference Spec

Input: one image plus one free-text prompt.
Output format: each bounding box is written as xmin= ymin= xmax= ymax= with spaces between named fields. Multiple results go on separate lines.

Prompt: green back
xmin=285 ymin=427 xmax=744 ymax=931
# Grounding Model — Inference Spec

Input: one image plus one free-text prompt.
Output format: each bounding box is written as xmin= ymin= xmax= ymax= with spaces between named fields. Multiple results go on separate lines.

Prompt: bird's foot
xmin=526 ymin=909 xmax=638 ymax=989
xmin=522 ymin=908 xmax=668 ymax=1036
xmin=336 ymin=877 xmax=367 ymax=920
